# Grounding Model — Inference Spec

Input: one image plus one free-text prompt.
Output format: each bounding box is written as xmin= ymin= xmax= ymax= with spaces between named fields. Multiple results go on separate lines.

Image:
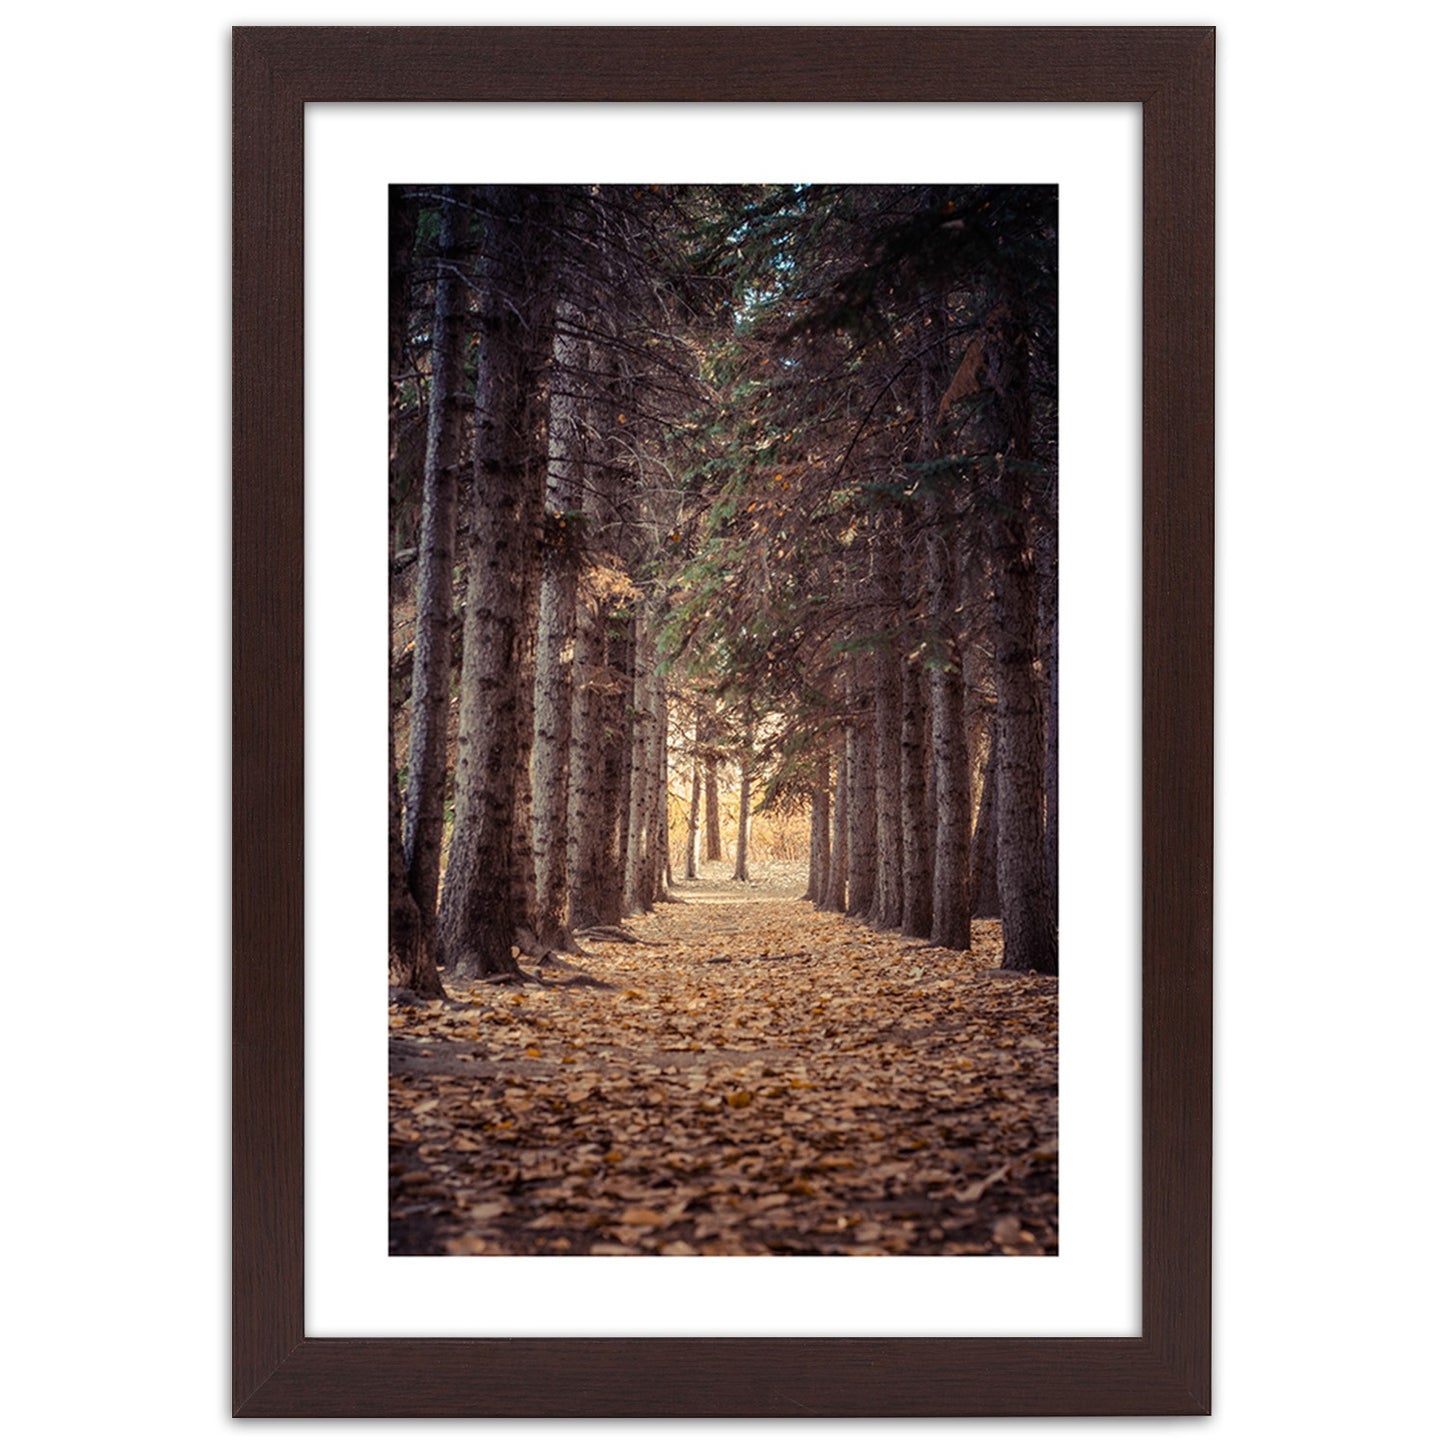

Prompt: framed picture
xmin=234 ymin=25 xmax=1212 ymax=1417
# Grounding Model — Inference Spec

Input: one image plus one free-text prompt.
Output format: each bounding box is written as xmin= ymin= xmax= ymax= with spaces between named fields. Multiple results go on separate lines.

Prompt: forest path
xmin=390 ymin=863 xmax=1058 ymax=1256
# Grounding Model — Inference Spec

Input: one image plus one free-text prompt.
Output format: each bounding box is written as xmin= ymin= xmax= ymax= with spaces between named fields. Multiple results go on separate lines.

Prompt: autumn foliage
xmin=391 ymin=865 xmax=1057 ymax=1257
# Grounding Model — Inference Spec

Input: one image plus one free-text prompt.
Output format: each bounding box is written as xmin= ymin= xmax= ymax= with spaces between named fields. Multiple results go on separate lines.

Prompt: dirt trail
xmin=390 ymin=863 xmax=1058 ymax=1256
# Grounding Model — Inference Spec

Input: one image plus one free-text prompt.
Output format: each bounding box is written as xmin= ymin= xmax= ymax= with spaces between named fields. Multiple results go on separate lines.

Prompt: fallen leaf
xmin=389 ymin=873 xmax=1057 ymax=1259
xmin=619 ymin=1206 xmax=668 ymax=1227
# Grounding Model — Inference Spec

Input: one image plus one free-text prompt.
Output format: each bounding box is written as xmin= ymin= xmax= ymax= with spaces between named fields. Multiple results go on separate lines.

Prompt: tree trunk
xmin=704 ymin=754 xmax=723 ymax=861
xmin=596 ymin=617 xmax=630 ymax=924
xmin=390 ymin=671 xmax=443 ymax=997
xmin=531 ymin=304 xmax=587 ymax=951
xmin=824 ymin=736 xmax=849 ymax=912
xmin=899 ymin=655 xmax=933 ymax=938
xmin=386 ymin=185 xmax=442 ymax=999
xmin=989 ymin=544 xmax=1053 ymax=965
xmin=806 ymin=755 xmax=831 ymax=903
xmin=982 ymin=302 xmax=1057 ymax=974
xmin=573 ymin=296 xmax=630 ymax=928
xmin=388 ymin=186 xmax=420 ymax=555
xmin=511 ymin=536 xmax=541 ymax=952
xmin=845 ymin=657 xmax=877 ymax=918
xmin=403 ymin=186 xmax=466 ymax=958
xmin=919 ymin=299 xmax=972 ymax=951
xmin=566 ymin=597 xmax=606 ymax=929
xmin=969 ymin=714 xmax=1001 ymax=918
xmin=624 ymin=612 xmax=657 ymax=914
xmin=1036 ymin=461 xmax=1060 ymax=920
xmin=686 ymin=712 xmax=702 ymax=879
xmin=437 ymin=186 xmax=557 ymax=980
xmin=654 ymin=676 xmax=671 ymax=896
xmin=929 ymin=656 xmax=973 ymax=948
xmin=733 ymin=755 xmax=752 ymax=882
xmin=871 ymin=521 xmax=904 ymax=929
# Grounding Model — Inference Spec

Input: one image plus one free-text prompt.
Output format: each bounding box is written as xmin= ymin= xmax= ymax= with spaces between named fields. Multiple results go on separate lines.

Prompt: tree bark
xmin=390 ymin=660 xmax=443 ymax=997
xmin=511 ymin=540 xmax=541 ymax=952
xmin=566 ymin=596 xmax=606 ymax=929
xmin=969 ymin=719 xmax=1001 ymax=919
xmin=387 ymin=186 xmax=443 ymax=999
xmin=624 ymin=611 xmax=658 ymax=914
xmin=704 ymin=753 xmax=723 ymax=861
xmin=899 ymin=654 xmax=933 ymax=938
xmin=654 ymin=675 xmax=671 ymax=896
xmin=929 ymin=653 xmax=972 ymax=949
xmin=684 ymin=739 xmax=702 ymax=872
xmin=531 ymin=303 xmax=587 ymax=951
xmin=845 ymin=657 xmax=877 ymax=918
xmin=388 ymin=186 xmax=420 ymax=555
xmin=684 ymin=702 xmax=702 ymax=878
xmin=596 ymin=617 xmax=630 ymax=924
xmin=437 ymin=186 xmax=557 ymax=980
xmin=1036 ymin=461 xmax=1060 ymax=920
xmin=806 ymin=754 xmax=831 ymax=903
xmin=403 ymin=186 xmax=466 ymax=958
xmin=990 ymin=588 xmax=1053 ymax=965
xmin=982 ymin=302 xmax=1057 ymax=974
xmin=919 ymin=296 xmax=972 ymax=951
xmin=733 ymin=753 xmax=752 ymax=882
xmin=871 ymin=521 xmax=904 ymax=929
xmin=824 ymin=735 xmax=849 ymax=912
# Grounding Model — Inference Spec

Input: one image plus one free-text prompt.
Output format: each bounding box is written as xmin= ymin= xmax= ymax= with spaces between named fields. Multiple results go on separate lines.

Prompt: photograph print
xmin=387 ymin=183 xmax=1059 ymax=1258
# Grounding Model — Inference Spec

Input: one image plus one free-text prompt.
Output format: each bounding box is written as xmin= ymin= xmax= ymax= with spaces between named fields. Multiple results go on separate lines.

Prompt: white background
xmin=3 ymin=0 xmax=1439 ymax=1441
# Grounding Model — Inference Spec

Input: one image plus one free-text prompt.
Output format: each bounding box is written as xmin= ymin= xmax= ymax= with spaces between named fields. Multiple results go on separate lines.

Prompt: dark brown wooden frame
xmin=233 ymin=25 xmax=1212 ymax=1418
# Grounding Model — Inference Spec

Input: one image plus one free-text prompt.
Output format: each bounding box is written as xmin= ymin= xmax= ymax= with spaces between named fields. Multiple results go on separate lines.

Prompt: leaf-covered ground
xmin=390 ymin=864 xmax=1058 ymax=1256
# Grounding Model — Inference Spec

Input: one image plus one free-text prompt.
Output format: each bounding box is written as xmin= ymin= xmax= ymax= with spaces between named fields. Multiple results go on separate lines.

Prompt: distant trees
xmin=388 ymin=182 xmax=1058 ymax=983
xmin=662 ymin=184 xmax=1058 ymax=973
xmin=731 ymin=724 xmax=754 ymax=884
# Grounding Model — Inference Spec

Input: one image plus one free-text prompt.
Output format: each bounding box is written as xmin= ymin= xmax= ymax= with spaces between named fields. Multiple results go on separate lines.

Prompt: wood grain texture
xmin=232 ymin=28 xmax=305 ymax=1413
xmin=232 ymin=24 xmax=1213 ymax=1418
xmin=1140 ymin=28 xmax=1214 ymax=1413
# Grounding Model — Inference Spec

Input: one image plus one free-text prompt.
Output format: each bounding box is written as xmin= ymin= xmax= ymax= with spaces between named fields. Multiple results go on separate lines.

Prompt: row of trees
xmin=388 ymin=183 xmax=1059 ymax=997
